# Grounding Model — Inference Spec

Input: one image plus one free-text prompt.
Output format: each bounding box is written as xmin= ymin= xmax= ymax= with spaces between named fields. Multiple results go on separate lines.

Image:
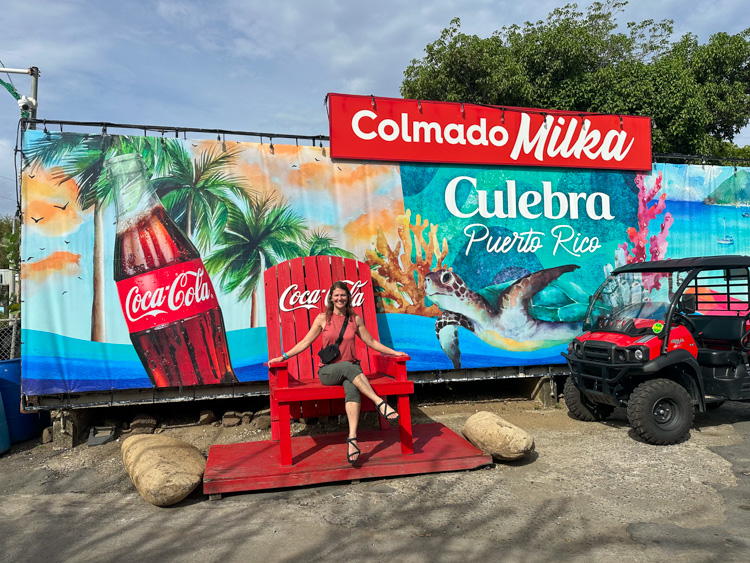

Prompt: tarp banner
xmin=328 ymin=93 xmax=653 ymax=170
xmin=19 ymin=129 xmax=750 ymax=396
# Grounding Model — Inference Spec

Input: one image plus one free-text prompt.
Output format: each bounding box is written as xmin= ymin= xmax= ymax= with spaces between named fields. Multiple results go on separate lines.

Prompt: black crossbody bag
xmin=318 ymin=315 xmax=350 ymax=364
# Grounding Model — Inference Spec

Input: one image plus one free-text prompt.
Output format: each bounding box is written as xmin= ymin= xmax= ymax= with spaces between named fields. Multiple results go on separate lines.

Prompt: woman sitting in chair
xmin=268 ymin=281 xmax=407 ymax=464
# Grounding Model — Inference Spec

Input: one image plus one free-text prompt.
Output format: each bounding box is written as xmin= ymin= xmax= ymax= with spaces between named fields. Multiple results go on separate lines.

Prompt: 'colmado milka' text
xmin=352 ymin=111 xmax=635 ymax=164
xmin=445 ymin=176 xmax=612 ymax=257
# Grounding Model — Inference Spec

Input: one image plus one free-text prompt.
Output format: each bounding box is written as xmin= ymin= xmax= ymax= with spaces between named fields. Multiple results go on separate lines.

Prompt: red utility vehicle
xmin=563 ymin=256 xmax=750 ymax=445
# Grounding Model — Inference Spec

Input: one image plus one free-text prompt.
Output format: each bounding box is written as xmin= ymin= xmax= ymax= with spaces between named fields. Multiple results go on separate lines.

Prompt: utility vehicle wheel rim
xmin=653 ymin=398 xmax=679 ymax=428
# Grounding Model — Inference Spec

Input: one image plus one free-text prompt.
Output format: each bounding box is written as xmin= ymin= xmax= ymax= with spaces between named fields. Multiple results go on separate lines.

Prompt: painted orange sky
xmin=343 ymin=207 xmax=404 ymax=242
xmin=180 ymin=139 xmax=405 ymax=261
xmin=22 ymin=168 xmax=85 ymax=236
xmin=202 ymin=140 xmax=404 ymax=252
xmin=22 ymin=251 xmax=82 ymax=284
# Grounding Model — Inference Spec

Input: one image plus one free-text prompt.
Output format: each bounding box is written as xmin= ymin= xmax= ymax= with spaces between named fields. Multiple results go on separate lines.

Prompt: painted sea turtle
xmin=424 ymin=264 xmax=586 ymax=368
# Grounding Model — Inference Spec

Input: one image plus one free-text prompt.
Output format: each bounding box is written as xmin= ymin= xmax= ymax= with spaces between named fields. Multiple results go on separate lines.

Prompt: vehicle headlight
xmin=629 ymin=346 xmax=649 ymax=361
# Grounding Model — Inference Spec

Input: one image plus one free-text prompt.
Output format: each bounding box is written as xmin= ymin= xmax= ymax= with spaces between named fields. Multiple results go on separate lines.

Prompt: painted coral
xmin=616 ymin=171 xmax=673 ymax=290
xmin=365 ymin=209 xmax=448 ymax=316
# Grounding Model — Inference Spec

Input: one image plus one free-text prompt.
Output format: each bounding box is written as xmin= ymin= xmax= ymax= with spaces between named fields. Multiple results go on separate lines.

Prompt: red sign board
xmin=328 ymin=93 xmax=652 ymax=171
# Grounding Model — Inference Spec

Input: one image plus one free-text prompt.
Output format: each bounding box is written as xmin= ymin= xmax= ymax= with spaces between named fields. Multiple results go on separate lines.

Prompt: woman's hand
xmin=391 ymin=351 xmax=408 ymax=357
xmin=268 ymin=356 xmax=286 ymax=364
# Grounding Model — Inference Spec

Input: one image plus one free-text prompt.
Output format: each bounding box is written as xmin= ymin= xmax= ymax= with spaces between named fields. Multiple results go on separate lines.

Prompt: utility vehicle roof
xmin=612 ymin=255 xmax=750 ymax=274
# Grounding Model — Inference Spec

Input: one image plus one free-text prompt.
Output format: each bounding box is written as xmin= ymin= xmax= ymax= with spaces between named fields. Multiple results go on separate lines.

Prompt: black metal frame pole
xmin=21 ymin=117 xmax=330 ymax=144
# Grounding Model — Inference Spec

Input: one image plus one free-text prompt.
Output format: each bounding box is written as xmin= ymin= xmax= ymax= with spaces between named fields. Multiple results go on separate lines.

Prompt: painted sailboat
xmin=718 ymin=218 xmax=734 ymax=245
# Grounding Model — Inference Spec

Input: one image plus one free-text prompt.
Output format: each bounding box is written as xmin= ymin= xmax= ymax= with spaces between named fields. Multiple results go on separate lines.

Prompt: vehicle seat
xmin=693 ymin=315 xmax=747 ymax=365
xmin=693 ymin=316 xmax=744 ymax=341
xmin=696 ymin=349 xmax=741 ymax=366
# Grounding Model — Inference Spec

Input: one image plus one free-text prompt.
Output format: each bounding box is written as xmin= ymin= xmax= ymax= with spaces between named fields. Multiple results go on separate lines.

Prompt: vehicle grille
xmin=583 ymin=343 xmax=613 ymax=362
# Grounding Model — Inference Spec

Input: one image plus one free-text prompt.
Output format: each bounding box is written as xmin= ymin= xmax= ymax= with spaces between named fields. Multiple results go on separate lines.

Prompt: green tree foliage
xmin=152 ymin=142 xmax=250 ymax=252
xmin=0 ymin=215 xmax=17 ymax=270
xmin=205 ymin=192 xmax=308 ymax=327
xmin=0 ymin=214 xmax=20 ymax=316
xmin=401 ymin=2 xmax=750 ymax=155
xmin=304 ymin=228 xmax=355 ymax=258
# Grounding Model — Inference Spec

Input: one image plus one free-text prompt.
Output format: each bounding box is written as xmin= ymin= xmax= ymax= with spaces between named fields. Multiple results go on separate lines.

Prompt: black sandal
xmin=376 ymin=400 xmax=400 ymax=423
xmin=346 ymin=437 xmax=360 ymax=464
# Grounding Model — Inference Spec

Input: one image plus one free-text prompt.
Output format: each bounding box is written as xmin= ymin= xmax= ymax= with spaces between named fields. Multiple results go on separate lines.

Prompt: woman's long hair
xmin=325 ymin=281 xmax=354 ymax=322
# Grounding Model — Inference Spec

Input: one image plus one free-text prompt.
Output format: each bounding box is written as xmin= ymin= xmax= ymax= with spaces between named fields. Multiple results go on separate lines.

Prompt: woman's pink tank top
xmin=320 ymin=314 xmax=358 ymax=364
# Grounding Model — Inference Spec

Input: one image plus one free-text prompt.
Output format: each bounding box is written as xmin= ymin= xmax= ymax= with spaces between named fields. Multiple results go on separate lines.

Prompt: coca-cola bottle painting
xmin=107 ymin=153 xmax=238 ymax=387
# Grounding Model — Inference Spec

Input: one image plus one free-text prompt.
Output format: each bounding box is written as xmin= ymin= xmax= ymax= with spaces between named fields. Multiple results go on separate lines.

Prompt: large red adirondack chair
xmin=264 ymin=256 xmax=414 ymax=466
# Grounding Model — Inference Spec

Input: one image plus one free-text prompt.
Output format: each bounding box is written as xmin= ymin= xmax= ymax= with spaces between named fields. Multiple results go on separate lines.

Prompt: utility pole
xmin=1 ymin=65 xmax=39 ymax=127
xmin=1 ymin=65 xmax=39 ymax=323
xmin=1 ymin=65 xmax=39 ymax=217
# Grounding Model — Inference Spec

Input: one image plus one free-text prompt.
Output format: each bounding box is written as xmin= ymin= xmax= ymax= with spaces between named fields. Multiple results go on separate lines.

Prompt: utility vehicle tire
xmin=627 ymin=379 xmax=694 ymax=445
xmin=563 ymin=376 xmax=615 ymax=422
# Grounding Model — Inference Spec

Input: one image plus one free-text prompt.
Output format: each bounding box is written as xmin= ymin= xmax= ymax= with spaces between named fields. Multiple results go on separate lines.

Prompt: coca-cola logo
xmin=279 ymin=280 xmax=368 ymax=312
xmin=125 ymin=267 xmax=213 ymax=323
xmin=116 ymin=258 xmax=220 ymax=333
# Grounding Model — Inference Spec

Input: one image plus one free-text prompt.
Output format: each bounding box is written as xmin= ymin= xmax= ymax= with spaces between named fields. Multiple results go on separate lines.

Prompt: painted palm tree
xmin=304 ymin=228 xmax=355 ymax=258
xmin=205 ymin=192 xmax=307 ymax=327
xmin=152 ymin=142 xmax=250 ymax=252
xmin=24 ymin=133 xmax=168 ymax=341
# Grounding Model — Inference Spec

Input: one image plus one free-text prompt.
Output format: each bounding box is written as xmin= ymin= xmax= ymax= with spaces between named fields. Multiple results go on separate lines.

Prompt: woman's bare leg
xmin=345 ymin=400 xmax=360 ymax=458
xmin=351 ymin=374 xmax=397 ymax=418
xmin=345 ymin=400 xmax=360 ymax=438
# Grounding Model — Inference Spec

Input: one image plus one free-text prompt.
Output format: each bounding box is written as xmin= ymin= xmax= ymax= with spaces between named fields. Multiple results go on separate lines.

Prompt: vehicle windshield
xmin=586 ymin=270 xmax=682 ymax=329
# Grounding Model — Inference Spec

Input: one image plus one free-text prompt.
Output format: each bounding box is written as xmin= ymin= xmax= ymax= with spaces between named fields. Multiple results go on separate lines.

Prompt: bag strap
xmin=334 ymin=315 xmax=350 ymax=345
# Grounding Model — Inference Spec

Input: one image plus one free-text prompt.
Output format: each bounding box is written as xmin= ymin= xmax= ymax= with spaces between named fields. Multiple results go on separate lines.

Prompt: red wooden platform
xmin=203 ymin=423 xmax=492 ymax=495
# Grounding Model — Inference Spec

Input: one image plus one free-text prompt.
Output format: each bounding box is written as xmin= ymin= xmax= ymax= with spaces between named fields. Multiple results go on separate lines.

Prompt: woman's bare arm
xmin=268 ymin=314 xmax=325 ymax=363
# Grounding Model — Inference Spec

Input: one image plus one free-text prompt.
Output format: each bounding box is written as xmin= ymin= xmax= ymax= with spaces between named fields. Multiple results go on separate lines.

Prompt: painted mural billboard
xmin=19 ymin=127 xmax=750 ymax=397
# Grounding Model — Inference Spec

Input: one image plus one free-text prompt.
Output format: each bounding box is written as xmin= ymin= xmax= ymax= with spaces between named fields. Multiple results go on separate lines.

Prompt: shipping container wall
xmin=19 ymin=130 xmax=750 ymax=396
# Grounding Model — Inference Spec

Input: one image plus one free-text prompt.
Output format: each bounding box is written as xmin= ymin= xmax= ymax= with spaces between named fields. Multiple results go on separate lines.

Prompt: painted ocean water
xmin=378 ymin=314 xmax=569 ymax=371
xmin=22 ymin=312 xmax=569 ymax=394
xmin=662 ymin=200 xmax=750 ymax=258
xmin=21 ymin=328 xmax=271 ymax=396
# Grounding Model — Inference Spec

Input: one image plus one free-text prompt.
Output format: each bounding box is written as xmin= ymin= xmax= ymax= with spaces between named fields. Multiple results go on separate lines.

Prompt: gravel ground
xmin=2 ymin=382 xmax=750 ymax=562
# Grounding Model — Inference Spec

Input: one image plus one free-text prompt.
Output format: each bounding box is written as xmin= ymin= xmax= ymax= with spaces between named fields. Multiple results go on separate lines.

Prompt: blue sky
xmin=1 ymin=0 xmax=749 ymax=217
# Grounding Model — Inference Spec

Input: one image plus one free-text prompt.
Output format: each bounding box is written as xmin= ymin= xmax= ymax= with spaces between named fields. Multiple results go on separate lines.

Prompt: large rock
xmin=461 ymin=411 xmax=535 ymax=461
xmin=241 ymin=411 xmax=254 ymax=425
xmin=198 ymin=410 xmax=215 ymax=425
xmin=51 ymin=409 xmax=89 ymax=449
xmin=251 ymin=414 xmax=271 ymax=431
xmin=130 ymin=413 xmax=157 ymax=435
xmin=251 ymin=407 xmax=272 ymax=430
xmin=121 ymin=434 xmax=206 ymax=506
xmin=221 ymin=411 xmax=241 ymax=427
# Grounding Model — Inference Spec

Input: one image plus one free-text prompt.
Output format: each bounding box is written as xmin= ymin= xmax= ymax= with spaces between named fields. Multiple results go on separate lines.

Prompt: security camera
xmin=18 ymin=96 xmax=38 ymax=111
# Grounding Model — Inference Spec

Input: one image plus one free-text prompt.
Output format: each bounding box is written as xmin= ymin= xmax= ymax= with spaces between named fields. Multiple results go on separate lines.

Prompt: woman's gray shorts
xmin=318 ymin=361 xmax=363 ymax=403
